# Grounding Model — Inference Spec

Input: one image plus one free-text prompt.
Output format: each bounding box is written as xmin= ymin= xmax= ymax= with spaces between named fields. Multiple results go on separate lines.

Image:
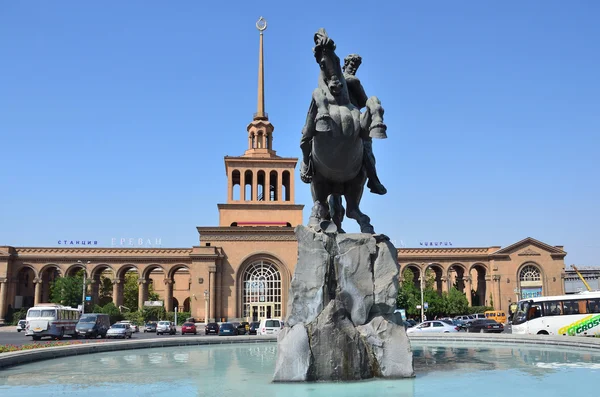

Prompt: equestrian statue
xmin=300 ymin=28 xmax=388 ymax=234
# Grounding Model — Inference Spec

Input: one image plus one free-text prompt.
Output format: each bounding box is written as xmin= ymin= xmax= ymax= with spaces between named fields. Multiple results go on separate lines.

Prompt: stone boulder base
xmin=273 ymin=225 xmax=414 ymax=382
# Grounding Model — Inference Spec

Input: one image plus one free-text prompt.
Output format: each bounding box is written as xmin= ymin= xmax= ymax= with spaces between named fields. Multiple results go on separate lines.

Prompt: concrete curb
xmin=0 ymin=335 xmax=277 ymax=370
xmin=408 ymin=333 xmax=600 ymax=350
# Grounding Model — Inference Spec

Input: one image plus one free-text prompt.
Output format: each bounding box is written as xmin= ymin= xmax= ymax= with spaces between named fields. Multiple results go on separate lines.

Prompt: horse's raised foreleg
xmin=344 ymin=169 xmax=375 ymax=234
xmin=360 ymin=96 xmax=387 ymax=139
xmin=312 ymin=88 xmax=333 ymax=133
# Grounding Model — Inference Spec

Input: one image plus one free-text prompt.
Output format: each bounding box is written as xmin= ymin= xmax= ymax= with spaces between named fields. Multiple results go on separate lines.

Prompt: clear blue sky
xmin=1 ymin=1 xmax=598 ymax=265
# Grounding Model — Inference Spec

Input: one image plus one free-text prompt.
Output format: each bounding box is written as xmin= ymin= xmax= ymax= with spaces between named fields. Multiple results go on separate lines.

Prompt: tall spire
xmin=255 ymin=17 xmax=267 ymax=120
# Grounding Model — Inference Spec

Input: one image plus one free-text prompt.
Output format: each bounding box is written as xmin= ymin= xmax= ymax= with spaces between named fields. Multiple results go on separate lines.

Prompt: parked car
xmin=404 ymin=319 xmax=417 ymax=328
xmin=472 ymin=313 xmax=487 ymax=320
xmin=218 ymin=323 xmax=237 ymax=336
xmin=205 ymin=322 xmax=219 ymax=335
xmin=181 ymin=322 xmax=197 ymax=335
xmin=248 ymin=321 xmax=260 ymax=335
xmin=144 ymin=322 xmax=157 ymax=333
xmin=16 ymin=319 xmax=26 ymax=332
xmin=454 ymin=315 xmax=474 ymax=321
xmin=156 ymin=321 xmax=176 ymax=335
xmin=106 ymin=323 xmax=133 ymax=339
xmin=466 ymin=319 xmax=504 ymax=333
xmin=406 ymin=321 xmax=460 ymax=334
xmin=119 ymin=321 xmax=139 ymax=333
xmin=236 ymin=322 xmax=250 ymax=335
xmin=485 ymin=310 xmax=507 ymax=324
xmin=76 ymin=313 xmax=110 ymax=338
xmin=258 ymin=318 xmax=283 ymax=336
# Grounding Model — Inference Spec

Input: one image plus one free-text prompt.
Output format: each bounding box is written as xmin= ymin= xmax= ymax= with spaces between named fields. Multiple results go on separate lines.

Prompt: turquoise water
xmin=1 ymin=341 xmax=600 ymax=397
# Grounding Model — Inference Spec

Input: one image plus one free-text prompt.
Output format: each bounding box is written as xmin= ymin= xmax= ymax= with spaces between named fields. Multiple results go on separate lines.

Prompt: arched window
xmin=242 ymin=261 xmax=281 ymax=319
xmin=520 ymin=265 xmax=541 ymax=282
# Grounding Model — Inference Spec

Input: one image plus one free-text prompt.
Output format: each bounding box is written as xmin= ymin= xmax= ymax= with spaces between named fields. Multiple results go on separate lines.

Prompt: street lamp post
xmin=77 ymin=260 xmax=90 ymax=314
xmin=420 ymin=263 xmax=433 ymax=323
xmin=420 ymin=274 xmax=424 ymax=323
xmin=204 ymin=289 xmax=209 ymax=323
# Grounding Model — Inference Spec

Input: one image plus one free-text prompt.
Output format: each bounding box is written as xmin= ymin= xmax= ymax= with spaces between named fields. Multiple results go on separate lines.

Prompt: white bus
xmin=511 ymin=291 xmax=600 ymax=337
xmin=25 ymin=303 xmax=81 ymax=340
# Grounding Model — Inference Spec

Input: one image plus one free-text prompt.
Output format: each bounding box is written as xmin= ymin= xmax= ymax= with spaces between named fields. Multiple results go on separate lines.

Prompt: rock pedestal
xmin=273 ymin=225 xmax=414 ymax=382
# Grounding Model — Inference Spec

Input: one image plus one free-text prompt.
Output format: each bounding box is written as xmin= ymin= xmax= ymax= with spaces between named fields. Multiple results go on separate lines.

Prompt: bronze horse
xmin=300 ymin=29 xmax=386 ymax=234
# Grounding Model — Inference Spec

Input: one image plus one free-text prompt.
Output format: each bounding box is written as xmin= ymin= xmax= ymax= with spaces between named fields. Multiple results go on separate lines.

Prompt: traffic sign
xmin=85 ymin=296 xmax=91 ymax=301
xmin=416 ymin=305 xmax=422 ymax=309
xmin=424 ymin=302 xmax=429 ymax=310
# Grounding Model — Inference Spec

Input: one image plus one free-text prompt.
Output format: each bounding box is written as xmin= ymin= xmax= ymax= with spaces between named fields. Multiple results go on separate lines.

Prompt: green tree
xmin=446 ymin=287 xmax=469 ymax=316
xmin=98 ymin=275 xmax=113 ymax=306
xmin=49 ymin=271 xmax=85 ymax=308
xmin=100 ymin=302 xmax=123 ymax=324
xmin=397 ymin=268 xmax=420 ymax=317
xmin=123 ymin=272 xmax=140 ymax=311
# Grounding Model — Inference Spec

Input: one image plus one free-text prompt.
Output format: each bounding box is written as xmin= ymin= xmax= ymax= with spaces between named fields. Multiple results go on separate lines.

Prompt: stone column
xmin=440 ymin=276 xmax=449 ymax=293
xmin=216 ymin=267 xmax=222 ymax=320
xmin=485 ymin=276 xmax=493 ymax=307
xmin=164 ymin=279 xmax=173 ymax=312
xmin=89 ymin=279 xmax=99 ymax=306
xmin=252 ymin=174 xmax=258 ymax=202
xmin=33 ymin=278 xmax=43 ymax=306
xmin=112 ymin=279 xmax=123 ymax=307
xmin=138 ymin=279 xmax=148 ymax=310
xmin=290 ymin=168 xmax=295 ymax=203
xmin=209 ymin=266 xmax=216 ymax=321
xmin=464 ymin=276 xmax=472 ymax=306
xmin=492 ymin=275 xmax=501 ymax=310
xmin=241 ymin=170 xmax=246 ymax=201
xmin=266 ymin=172 xmax=271 ymax=201
xmin=0 ymin=278 xmax=8 ymax=325
xmin=277 ymin=171 xmax=282 ymax=203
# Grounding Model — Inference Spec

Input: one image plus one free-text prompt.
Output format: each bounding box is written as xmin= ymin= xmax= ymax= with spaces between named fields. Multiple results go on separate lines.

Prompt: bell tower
xmin=218 ymin=17 xmax=304 ymax=227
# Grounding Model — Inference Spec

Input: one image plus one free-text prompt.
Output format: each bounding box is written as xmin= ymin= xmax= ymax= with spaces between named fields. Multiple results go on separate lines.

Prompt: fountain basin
xmin=1 ymin=334 xmax=600 ymax=396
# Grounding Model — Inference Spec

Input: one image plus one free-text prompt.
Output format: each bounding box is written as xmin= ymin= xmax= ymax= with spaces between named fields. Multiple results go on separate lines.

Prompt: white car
xmin=258 ymin=318 xmax=283 ymax=336
xmin=16 ymin=319 xmax=26 ymax=332
xmin=119 ymin=321 xmax=139 ymax=333
xmin=454 ymin=315 xmax=474 ymax=321
xmin=406 ymin=320 xmax=459 ymax=334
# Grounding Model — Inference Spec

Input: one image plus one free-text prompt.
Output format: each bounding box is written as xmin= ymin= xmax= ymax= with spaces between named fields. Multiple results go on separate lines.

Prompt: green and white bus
xmin=511 ymin=291 xmax=600 ymax=336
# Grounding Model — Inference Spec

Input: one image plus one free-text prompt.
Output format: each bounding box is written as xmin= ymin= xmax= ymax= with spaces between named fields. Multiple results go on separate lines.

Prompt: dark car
xmin=75 ymin=313 xmax=110 ymax=338
xmin=248 ymin=321 xmax=260 ymax=335
xmin=218 ymin=322 xmax=237 ymax=336
xmin=236 ymin=321 xmax=250 ymax=335
xmin=404 ymin=319 xmax=417 ymax=328
xmin=205 ymin=322 xmax=219 ymax=335
xmin=144 ymin=322 xmax=157 ymax=333
xmin=466 ymin=319 xmax=504 ymax=333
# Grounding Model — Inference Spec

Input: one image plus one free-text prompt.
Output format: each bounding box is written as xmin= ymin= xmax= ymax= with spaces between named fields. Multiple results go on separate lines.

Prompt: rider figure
xmin=343 ymin=54 xmax=387 ymax=195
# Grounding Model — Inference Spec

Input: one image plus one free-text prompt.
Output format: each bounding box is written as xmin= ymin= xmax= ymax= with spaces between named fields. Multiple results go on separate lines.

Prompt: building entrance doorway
xmin=251 ymin=303 xmax=274 ymax=322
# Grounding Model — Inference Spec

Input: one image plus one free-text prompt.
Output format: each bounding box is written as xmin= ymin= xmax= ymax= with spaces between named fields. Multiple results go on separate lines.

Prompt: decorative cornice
xmin=217 ymin=203 xmax=304 ymax=210
xmin=224 ymin=156 xmax=298 ymax=164
xmin=492 ymin=237 xmax=566 ymax=255
xmin=518 ymin=248 xmax=541 ymax=256
xmin=15 ymin=247 xmax=193 ymax=256
xmin=198 ymin=226 xmax=297 ymax=241
xmin=398 ymin=248 xmax=489 ymax=255
xmin=200 ymin=234 xmax=297 ymax=242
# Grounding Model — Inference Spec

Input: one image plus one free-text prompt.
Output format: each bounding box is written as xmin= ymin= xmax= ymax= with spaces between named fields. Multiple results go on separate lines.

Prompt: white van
xmin=258 ymin=318 xmax=283 ymax=336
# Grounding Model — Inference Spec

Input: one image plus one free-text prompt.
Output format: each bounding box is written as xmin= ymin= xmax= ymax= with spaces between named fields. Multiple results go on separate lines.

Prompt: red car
xmin=181 ymin=322 xmax=197 ymax=335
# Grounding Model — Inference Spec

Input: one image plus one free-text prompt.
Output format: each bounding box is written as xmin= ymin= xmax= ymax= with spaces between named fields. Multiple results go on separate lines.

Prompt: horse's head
xmin=313 ymin=28 xmax=344 ymax=97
